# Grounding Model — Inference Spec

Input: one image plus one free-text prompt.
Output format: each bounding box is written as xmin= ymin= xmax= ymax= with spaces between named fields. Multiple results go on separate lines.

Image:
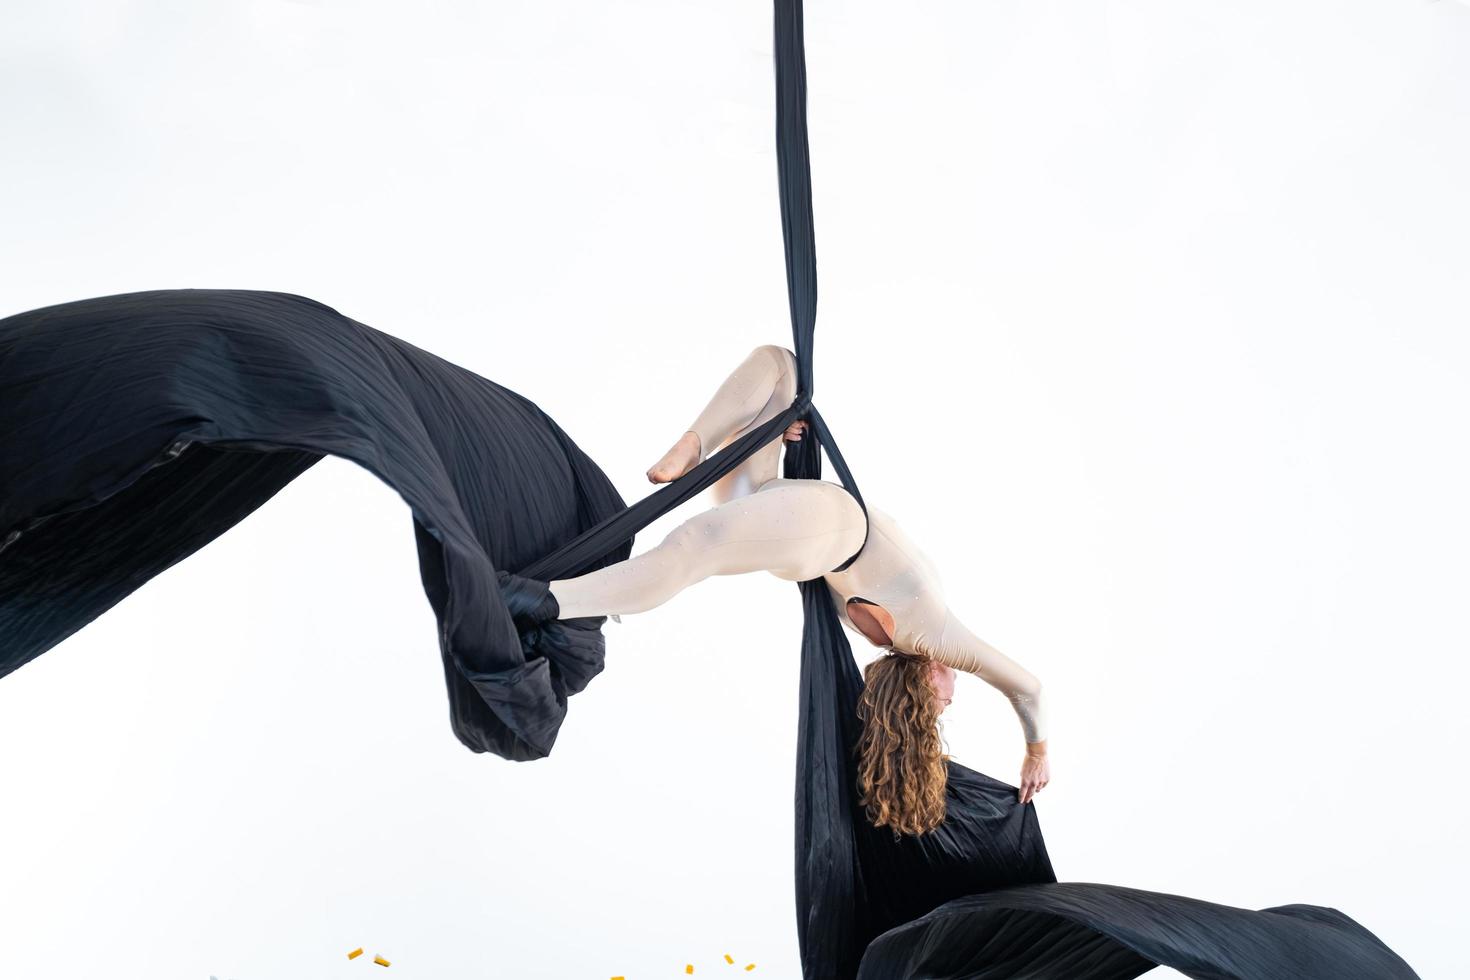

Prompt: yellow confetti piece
xmin=724 ymin=953 xmax=734 ymax=964
xmin=347 ymin=947 xmax=364 ymax=960
xmin=686 ymin=966 xmax=695 ymax=975
xmin=373 ymin=953 xmax=391 ymax=967
xmin=744 ymin=965 xmax=756 ymax=972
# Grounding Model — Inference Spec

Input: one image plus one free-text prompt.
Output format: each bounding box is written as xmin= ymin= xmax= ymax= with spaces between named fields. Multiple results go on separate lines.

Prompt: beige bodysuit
xmin=548 ymin=344 xmax=1047 ymax=744
xmin=822 ymin=505 xmax=1045 ymax=743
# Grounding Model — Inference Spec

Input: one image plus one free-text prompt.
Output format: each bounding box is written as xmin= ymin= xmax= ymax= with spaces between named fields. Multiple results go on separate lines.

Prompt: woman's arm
xmin=929 ymin=615 xmax=1046 ymax=746
xmin=930 ymin=617 xmax=1051 ymax=803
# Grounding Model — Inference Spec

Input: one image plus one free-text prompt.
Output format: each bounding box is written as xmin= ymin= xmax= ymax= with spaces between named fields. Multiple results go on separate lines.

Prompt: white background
xmin=2 ymin=1 xmax=1467 ymax=978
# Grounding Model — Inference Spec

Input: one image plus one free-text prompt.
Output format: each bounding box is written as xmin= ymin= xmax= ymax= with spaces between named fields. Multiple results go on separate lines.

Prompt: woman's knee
xmin=754 ymin=345 xmax=797 ymax=408
xmin=753 ymin=344 xmax=797 ymax=380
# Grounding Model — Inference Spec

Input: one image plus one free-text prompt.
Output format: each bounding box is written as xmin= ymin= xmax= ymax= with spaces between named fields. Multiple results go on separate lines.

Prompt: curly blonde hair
xmin=854 ymin=650 xmax=949 ymax=837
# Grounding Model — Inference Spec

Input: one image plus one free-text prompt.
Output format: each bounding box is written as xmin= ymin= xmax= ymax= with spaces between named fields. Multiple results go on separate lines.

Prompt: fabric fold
xmin=0 ymin=287 xmax=630 ymax=762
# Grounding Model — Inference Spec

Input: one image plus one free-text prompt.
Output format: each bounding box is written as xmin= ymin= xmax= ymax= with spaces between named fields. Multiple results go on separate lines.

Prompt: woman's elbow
xmin=1011 ymin=673 xmax=1043 ymax=704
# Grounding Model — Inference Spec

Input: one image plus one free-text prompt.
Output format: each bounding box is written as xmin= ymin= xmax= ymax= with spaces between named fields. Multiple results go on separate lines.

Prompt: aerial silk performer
xmin=0 ymin=2 xmax=1420 ymax=978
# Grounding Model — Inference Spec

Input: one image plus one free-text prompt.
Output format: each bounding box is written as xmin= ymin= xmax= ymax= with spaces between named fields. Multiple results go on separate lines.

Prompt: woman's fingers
xmin=1017 ymin=777 xmax=1049 ymax=804
xmin=1017 ymin=751 xmax=1051 ymax=804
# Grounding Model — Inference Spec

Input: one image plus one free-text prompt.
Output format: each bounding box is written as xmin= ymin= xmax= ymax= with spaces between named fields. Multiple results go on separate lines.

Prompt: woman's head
xmin=855 ymin=651 xmax=955 ymax=837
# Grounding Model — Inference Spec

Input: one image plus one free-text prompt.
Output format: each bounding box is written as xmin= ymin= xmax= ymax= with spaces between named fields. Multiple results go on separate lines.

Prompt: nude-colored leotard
xmin=822 ymin=505 xmax=1045 ymax=742
xmin=548 ymin=343 xmax=1046 ymax=744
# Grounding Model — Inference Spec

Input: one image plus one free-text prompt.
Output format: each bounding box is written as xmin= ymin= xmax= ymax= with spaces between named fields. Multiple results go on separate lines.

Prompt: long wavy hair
xmin=854 ymin=650 xmax=949 ymax=837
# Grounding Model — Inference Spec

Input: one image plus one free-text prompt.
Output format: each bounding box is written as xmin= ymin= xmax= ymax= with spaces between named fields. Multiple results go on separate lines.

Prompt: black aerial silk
xmin=0 ymin=2 xmax=1419 ymax=978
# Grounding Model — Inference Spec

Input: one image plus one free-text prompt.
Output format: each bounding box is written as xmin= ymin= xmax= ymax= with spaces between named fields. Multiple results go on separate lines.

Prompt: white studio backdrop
xmin=2 ymin=1 xmax=1466 ymax=978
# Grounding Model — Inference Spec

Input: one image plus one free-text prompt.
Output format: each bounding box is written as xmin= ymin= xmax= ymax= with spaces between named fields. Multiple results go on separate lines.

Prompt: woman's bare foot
xmin=647 ymin=430 xmax=703 ymax=483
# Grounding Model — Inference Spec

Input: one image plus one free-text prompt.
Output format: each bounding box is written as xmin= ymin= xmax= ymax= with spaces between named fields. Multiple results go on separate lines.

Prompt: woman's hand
xmin=784 ymin=419 xmax=808 ymax=442
xmin=1018 ymin=746 xmax=1050 ymax=805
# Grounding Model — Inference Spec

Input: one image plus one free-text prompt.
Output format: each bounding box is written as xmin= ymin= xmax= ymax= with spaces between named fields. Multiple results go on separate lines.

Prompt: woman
xmin=505 ymin=343 xmax=1051 ymax=822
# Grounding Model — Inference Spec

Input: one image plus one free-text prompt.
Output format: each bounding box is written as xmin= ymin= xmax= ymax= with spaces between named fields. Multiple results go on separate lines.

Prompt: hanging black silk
xmin=764 ymin=2 xmax=1417 ymax=976
xmin=0 ymin=1 xmax=1421 ymax=977
xmin=0 ymin=283 xmax=1420 ymax=980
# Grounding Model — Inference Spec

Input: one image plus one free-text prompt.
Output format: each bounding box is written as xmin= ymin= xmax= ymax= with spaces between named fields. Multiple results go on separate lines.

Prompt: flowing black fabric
xmin=0 ymin=287 xmax=1419 ymax=980
xmin=0 ymin=288 xmax=636 ymax=762
xmin=0 ymin=1 xmax=1420 ymax=977
xmin=857 ymin=883 xmax=1420 ymax=980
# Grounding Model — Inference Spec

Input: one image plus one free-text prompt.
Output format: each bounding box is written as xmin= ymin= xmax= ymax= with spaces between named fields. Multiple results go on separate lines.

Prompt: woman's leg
xmin=549 ymin=479 xmax=864 ymax=619
xmin=649 ymin=344 xmax=799 ymax=505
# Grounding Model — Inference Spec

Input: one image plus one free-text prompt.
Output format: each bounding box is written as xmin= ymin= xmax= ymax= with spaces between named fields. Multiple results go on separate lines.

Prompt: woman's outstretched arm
xmin=925 ymin=616 xmax=1051 ymax=803
xmin=928 ymin=616 xmax=1046 ymax=743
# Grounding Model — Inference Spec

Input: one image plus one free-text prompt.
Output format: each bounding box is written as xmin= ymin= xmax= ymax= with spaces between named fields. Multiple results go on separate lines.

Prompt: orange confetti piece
xmin=686 ymin=966 xmax=695 ymax=975
xmin=373 ymin=953 xmax=391 ymax=967
xmin=347 ymin=948 xmax=364 ymax=959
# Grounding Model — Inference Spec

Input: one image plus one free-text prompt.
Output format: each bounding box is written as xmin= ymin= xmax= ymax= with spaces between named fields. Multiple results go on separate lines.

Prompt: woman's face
xmin=930 ymin=661 xmax=956 ymax=713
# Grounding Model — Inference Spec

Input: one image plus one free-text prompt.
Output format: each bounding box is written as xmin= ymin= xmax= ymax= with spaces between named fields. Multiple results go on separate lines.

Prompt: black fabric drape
xmin=856 ymin=882 xmax=1422 ymax=980
xmin=0 ymin=284 xmax=1419 ymax=980
xmin=0 ymin=2 xmax=1419 ymax=977
xmin=764 ymin=2 xmax=1415 ymax=977
xmin=0 ymin=288 xmax=634 ymax=762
